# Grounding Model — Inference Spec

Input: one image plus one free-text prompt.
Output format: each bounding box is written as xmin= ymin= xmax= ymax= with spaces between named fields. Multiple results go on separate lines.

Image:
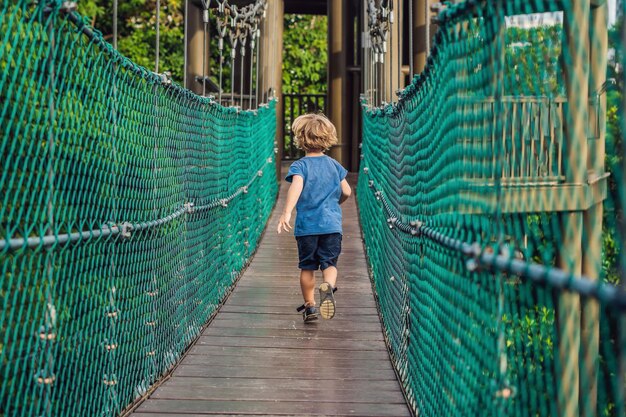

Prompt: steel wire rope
xmin=216 ymin=0 xmax=227 ymax=103
xmin=155 ymin=0 xmax=160 ymax=73
xmin=229 ymin=7 xmax=238 ymax=105
xmin=201 ymin=0 xmax=211 ymax=96
xmin=408 ymin=0 xmax=413 ymax=76
xmin=248 ymin=22 xmax=256 ymax=110
xmin=388 ymin=1 xmax=393 ymax=103
xmin=255 ymin=9 xmax=262 ymax=108
xmin=184 ymin=0 xmax=188 ymax=87
xmin=238 ymin=22 xmax=246 ymax=107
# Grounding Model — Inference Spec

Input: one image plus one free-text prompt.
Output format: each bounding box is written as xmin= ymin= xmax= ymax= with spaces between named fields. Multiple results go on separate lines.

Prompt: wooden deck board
xmin=128 ymin=173 xmax=411 ymax=417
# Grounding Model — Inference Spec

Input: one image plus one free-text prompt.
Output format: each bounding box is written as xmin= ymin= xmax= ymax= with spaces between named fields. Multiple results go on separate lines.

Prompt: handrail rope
xmin=362 ymin=169 xmax=626 ymax=312
xmin=0 ymin=157 xmax=274 ymax=252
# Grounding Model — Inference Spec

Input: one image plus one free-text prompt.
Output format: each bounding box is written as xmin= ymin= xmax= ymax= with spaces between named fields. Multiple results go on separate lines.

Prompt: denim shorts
xmin=295 ymin=233 xmax=342 ymax=271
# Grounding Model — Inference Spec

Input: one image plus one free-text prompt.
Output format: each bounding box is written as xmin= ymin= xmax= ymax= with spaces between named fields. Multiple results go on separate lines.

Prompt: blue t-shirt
xmin=286 ymin=155 xmax=348 ymax=237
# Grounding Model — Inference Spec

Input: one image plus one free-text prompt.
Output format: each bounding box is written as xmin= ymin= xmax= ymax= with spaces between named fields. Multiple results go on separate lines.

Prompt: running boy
xmin=277 ymin=113 xmax=352 ymax=322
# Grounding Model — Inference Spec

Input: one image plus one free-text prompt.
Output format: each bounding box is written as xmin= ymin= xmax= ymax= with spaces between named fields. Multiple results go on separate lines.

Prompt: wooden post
xmin=580 ymin=4 xmax=607 ymax=417
xmin=260 ymin=0 xmax=284 ymax=179
xmin=346 ymin=0 xmax=362 ymax=172
xmin=383 ymin=0 xmax=401 ymax=102
xmin=186 ymin=3 xmax=207 ymax=95
xmin=559 ymin=1 xmax=589 ymax=416
xmin=328 ymin=0 xmax=347 ymax=166
xmin=412 ymin=0 xmax=428 ymax=74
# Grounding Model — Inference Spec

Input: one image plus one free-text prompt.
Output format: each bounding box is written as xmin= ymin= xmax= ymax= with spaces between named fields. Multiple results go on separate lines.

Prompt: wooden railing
xmin=461 ymin=96 xmax=568 ymax=184
xmin=282 ymin=93 xmax=327 ymax=160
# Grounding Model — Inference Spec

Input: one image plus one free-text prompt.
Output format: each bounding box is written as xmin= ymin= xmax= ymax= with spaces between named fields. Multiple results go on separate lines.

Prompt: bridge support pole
xmin=185 ymin=3 xmax=209 ymax=96
xmin=412 ymin=0 xmax=428 ymax=74
xmin=328 ymin=0 xmax=348 ymax=167
xmin=259 ymin=0 xmax=284 ymax=180
xmin=383 ymin=0 xmax=401 ymax=103
xmin=559 ymin=1 xmax=590 ymax=416
xmin=580 ymin=3 xmax=607 ymax=417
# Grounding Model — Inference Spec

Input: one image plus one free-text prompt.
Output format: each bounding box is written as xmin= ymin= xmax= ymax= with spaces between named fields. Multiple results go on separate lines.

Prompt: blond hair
xmin=291 ymin=113 xmax=338 ymax=153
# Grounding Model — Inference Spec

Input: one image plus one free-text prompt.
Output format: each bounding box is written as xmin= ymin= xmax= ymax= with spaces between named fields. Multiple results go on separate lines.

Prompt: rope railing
xmin=0 ymin=3 xmax=278 ymax=417
xmin=363 ymin=173 xmax=626 ymax=312
xmin=0 ymin=158 xmax=272 ymax=252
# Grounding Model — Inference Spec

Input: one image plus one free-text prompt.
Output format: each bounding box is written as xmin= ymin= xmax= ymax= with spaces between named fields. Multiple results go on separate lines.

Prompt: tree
xmin=282 ymin=14 xmax=327 ymax=94
xmin=603 ymin=22 xmax=623 ymax=285
xmin=505 ymin=25 xmax=563 ymax=96
xmin=77 ymin=0 xmax=185 ymax=83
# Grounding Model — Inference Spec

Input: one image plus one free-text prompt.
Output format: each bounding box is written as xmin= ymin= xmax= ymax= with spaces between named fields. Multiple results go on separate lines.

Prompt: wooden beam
xmin=328 ymin=0 xmax=347 ymax=166
xmin=580 ymin=3 xmax=608 ymax=416
xmin=259 ymin=0 xmax=284 ymax=180
xmin=558 ymin=0 xmax=590 ymax=415
xmin=458 ymin=179 xmax=608 ymax=214
xmin=284 ymin=0 xmax=327 ymax=15
xmin=412 ymin=0 xmax=428 ymax=74
xmin=186 ymin=3 xmax=207 ymax=95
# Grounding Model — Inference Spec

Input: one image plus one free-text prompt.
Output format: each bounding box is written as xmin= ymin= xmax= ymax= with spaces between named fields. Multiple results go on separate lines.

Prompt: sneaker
xmin=319 ymin=282 xmax=336 ymax=319
xmin=302 ymin=305 xmax=319 ymax=323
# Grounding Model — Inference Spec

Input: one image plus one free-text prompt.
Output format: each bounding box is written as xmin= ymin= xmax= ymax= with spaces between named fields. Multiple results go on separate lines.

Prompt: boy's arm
xmin=339 ymin=179 xmax=352 ymax=205
xmin=277 ymin=175 xmax=304 ymax=233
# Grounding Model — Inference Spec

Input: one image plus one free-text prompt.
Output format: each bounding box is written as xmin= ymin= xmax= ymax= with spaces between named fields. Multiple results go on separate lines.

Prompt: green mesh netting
xmin=0 ymin=2 xmax=277 ymax=416
xmin=358 ymin=1 xmax=625 ymax=416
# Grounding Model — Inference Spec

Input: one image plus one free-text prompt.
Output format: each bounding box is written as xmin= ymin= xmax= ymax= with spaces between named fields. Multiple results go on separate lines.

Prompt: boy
xmin=277 ymin=113 xmax=352 ymax=323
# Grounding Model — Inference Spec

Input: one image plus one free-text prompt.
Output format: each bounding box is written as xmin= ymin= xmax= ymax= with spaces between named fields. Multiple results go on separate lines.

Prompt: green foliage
xmin=282 ymin=14 xmax=327 ymax=94
xmin=603 ymin=22 xmax=624 ymax=285
xmin=77 ymin=0 xmax=185 ymax=83
xmin=505 ymin=25 xmax=563 ymax=96
xmin=74 ymin=5 xmax=327 ymax=94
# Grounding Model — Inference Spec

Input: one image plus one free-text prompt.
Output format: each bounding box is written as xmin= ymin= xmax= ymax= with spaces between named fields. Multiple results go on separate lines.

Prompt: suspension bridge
xmin=1 ymin=1 xmax=625 ymax=417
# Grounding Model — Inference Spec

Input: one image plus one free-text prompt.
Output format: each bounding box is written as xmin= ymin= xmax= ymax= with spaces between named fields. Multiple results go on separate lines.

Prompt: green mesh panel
xmin=0 ymin=2 xmax=277 ymax=416
xmin=358 ymin=1 xmax=625 ymax=416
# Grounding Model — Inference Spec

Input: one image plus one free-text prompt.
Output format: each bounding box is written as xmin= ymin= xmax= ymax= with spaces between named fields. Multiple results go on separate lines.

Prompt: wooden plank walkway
xmin=129 ymin=173 xmax=411 ymax=417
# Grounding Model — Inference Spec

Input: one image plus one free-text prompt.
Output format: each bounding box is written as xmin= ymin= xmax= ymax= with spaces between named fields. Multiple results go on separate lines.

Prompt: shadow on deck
xmin=128 ymin=173 xmax=411 ymax=417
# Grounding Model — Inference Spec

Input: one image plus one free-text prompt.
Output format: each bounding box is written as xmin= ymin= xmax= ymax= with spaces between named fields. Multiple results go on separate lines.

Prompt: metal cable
xmin=155 ymin=0 xmax=160 ymax=73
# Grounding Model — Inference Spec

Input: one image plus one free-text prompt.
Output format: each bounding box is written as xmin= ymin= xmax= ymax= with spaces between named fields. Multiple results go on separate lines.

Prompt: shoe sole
xmin=319 ymin=282 xmax=336 ymax=319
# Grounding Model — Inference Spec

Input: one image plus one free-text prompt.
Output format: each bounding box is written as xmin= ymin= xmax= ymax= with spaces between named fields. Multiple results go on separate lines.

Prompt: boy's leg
xmin=296 ymin=235 xmax=320 ymax=308
xmin=318 ymin=233 xmax=342 ymax=288
xmin=321 ymin=266 xmax=337 ymax=288
xmin=317 ymin=233 xmax=342 ymax=319
xmin=300 ymin=269 xmax=316 ymax=306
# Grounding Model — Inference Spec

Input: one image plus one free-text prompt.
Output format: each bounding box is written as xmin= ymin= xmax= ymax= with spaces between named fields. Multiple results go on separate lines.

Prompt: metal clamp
xmin=409 ymin=220 xmax=423 ymax=236
xmin=159 ymin=71 xmax=172 ymax=85
xmin=120 ymin=222 xmax=133 ymax=239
